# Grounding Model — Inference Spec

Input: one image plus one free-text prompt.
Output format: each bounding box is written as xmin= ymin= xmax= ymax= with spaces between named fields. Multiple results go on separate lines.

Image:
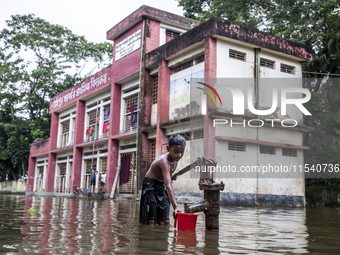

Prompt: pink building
xmin=27 ymin=6 xmax=313 ymax=206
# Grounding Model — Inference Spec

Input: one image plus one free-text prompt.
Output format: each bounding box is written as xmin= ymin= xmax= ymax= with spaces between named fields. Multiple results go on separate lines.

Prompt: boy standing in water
xmin=139 ymin=134 xmax=186 ymax=225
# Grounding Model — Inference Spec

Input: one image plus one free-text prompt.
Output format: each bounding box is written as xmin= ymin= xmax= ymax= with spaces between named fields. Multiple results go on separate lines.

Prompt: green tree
xmin=0 ymin=14 xmax=113 ymax=180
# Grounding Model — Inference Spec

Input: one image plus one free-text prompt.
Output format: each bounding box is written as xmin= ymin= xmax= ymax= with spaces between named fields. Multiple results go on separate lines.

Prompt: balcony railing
xmin=121 ymin=113 xmax=138 ymax=133
xmin=58 ymin=131 xmax=74 ymax=148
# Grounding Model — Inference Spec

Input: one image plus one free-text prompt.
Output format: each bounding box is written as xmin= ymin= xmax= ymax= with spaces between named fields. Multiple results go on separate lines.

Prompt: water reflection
xmin=0 ymin=195 xmax=340 ymax=254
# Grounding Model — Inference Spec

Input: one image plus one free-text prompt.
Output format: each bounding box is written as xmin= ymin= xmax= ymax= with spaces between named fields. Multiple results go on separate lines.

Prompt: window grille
xmin=56 ymin=163 xmax=67 ymax=193
xmin=172 ymin=60 xmax=193 ymax=73
xmin=166 ymin=30 xmax=180 ymax=38
xmin=59 ymin=121 xmax=70 ymax=148
xmin=119 ymin=152 xmax=136 ymax=194
xmin=259 ymin=145 xmax=275 ymax=155
xmin=194 ymin=55 xmax=205 ymax=64
xmin=83 ymin=159 xmax=97 ymax=190
xmin=103 ymin=106 xmax=110 ymax=138
xmin=260 ymin=58 xmax=275 ymax=69
xmin=182 ymin=132 xmax=191 ymax=141
xmin=228 ymin=141 xmax=245 ymax=151
xmin=172 ymin=54 xmax=204 ymax=73
xmin=281 ymin=64 xmax=295 ymax=74
xmin=36 ymin=166 xmax=44 ymax=192
xmin=229 ymin=49 xmax=246 ymax=61
xmin=100 ymin=158 xmax=107 ymax=171
xmin=123 ymin=94 xmax=139 ymax=133
xmin=282 ymin=148 xmax=297 ymax=157
xmin=193 ymin=129 xmax=204 ymax=140
xmin=86 ymin=109 xmax=99 ymax=141
xmin=150 ymin=139 xmax=156 ymax=163
xmin=152 ymin=76 xmax=158 ymax=105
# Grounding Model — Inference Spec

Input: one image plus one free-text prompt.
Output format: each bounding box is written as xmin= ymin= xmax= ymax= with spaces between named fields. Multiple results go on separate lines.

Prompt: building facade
xmin=27 ymin=5 xmax=312 ymax=206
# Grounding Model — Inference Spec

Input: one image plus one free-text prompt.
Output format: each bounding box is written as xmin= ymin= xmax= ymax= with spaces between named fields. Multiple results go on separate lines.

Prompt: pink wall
xmin=145 ymin=19 xmax=160 ymax=54
xmin=112 ymin=21 xmax=144 ymax=83
xmin=29 ymin=139 xmax=50 ymax=156
xmin=49 ymin=66 xmax=112 ymax=113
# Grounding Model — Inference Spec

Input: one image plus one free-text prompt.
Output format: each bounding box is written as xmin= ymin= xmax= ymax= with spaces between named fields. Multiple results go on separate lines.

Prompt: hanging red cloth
xmin=120 ymin=155 xmax=131 ymax=184
xmin=103 ymin=122 xmax=109 ymax=133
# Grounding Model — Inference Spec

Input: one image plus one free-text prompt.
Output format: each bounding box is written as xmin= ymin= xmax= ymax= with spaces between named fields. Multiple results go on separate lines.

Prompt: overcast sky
xmin=0 ymin=0 xmax=184 ymax=43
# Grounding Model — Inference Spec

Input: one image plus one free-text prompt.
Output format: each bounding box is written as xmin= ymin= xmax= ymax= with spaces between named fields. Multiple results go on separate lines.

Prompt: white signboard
xmin=115 ymin=29 xmax=142 ymax=61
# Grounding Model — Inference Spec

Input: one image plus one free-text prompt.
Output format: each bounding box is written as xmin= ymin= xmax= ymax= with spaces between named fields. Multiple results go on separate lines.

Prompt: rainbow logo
xmin=196 ymin=82 xmax=222 ymax=115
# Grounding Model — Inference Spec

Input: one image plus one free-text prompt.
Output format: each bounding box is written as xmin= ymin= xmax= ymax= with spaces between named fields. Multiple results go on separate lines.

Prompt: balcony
xmin=58 ymin=132 xmax=74 ymax=148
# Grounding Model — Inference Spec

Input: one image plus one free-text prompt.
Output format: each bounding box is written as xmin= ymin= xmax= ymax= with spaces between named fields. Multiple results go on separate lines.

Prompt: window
xmin=229 ymin=49 xmax=246 ymax=61
xmin=103 ymin=106 xmax=110 ymax=138
xmin=86 ymin=109 xmax=100 ymax=141
xmin=59 ymin=121 xmax=70 ymax=148
xmin=172 ymin=60 xmax=193 ymax=73
xmin=151 ymin=75 xmax=158 ymax=105
xmin=193 ymin=129 xmax=204 ymax=140
xmin=260 ymin=145 xmax=275 ymax=155
xmin=182 ymin=132 xmax=191 ymax=141
xmin=282 ymin=148 xmax=297 ymax=157
xmin=228 ymin=142 xmax=246 ymax=151
xmin=194 ymin=55 xmax=204 ymax=64
xmin=150 ymin=139 xmax=156 ymax=164
xmin=172 ymin=54 xmax=204 ymax=74
xmin=260 ymin=58 xmax=275 ymax=69
xmin=123 ymin=94 xmax=139 ymax=133
xmin=166 ymin=30 xmax=180 ymax=42
xmin=281 ymin=64 xmax=295 ymax=74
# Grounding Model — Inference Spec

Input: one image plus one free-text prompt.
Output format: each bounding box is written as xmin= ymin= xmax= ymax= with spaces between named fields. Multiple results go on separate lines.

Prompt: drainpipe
xmin=254 ymin=48 xmax=260 ymax=205
xmin=135 ymin=18 xmax=146 ymax=199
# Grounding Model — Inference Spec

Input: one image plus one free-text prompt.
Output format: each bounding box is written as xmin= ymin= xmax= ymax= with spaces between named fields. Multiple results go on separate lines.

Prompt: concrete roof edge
xmin=144 ymin=17 xmax=313 ymax=67
xmin=106 ymin=5 xmax=200 ymax=41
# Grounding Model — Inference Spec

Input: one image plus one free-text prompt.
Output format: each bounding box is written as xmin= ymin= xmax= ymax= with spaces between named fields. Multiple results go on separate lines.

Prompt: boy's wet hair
xmin=168 ymin=134 xmax=186 ymax=148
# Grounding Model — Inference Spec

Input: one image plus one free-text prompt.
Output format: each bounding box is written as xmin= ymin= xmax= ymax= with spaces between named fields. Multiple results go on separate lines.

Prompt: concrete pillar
xmin=203 ymin=37 xmax=217 ymax=160
xmin=156 ymin=60 xmax=171 ymax=157
xmin=26 ymin=156 xmax=36 ymax=192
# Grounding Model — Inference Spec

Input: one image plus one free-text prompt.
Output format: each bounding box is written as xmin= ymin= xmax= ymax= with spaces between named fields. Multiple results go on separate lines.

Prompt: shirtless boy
xmin=139 ymin=134 xmax=186 ymax=225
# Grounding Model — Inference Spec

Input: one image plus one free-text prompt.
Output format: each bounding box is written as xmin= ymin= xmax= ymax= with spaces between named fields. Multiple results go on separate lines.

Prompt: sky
xmin=0 ymin=0 xmax=184 ymax=44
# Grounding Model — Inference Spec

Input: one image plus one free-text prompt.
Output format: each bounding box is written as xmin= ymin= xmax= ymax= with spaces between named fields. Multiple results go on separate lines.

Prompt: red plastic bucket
xmin=174 ymin=213 xmax=198 ymax=231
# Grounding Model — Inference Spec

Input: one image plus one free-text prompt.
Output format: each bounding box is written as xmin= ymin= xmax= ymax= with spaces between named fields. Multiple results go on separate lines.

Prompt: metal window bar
xmin=83 ymin=159 xmax=97 ymax=190
xmin=193 ymin=130 xmax=204 ymax=140
xmin=166 ymin=30 xmax=180 ymax=38
xmin=86 ymin=109 xmax=100 ymax=141
xmin=123 ymin=95 xmax=139 ymax=133
xmin=259 ymin=145 xmax=275 ymax=155
xmin=228 ymin=142 xmax=246 ymax=151
xmin=56 ymin=163 xmax=67 ymax=193
xmin=282 ymin=148 xmax=297 ymax=157
xmin=36 ymin=166 xmax=44 ymax=192
xmin=103 ymin=106 xmax=110 ymax=138
xmin=260 ymin=58 xmax=275 ymax=69
xmin=152 ymin=76 xmax=158 ymax=105
xmin=150 ymin=139 xmax=156 ymax=164
xmin=194 ymin=55 xmax=205 ymax=64
xmin=119 ymin=152 xmax=136 ymax=194
xmin=172 ymin=60 xmax=193 ymax=73
xmin=229 ymin=49 xmax=246 ymax=61
xmin=281 ymin=64 xmax=295 ymax=74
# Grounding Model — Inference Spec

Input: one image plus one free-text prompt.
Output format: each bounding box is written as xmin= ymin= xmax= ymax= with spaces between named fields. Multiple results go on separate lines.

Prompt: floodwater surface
xmin=0 ymin=195 xmax=340 ymax=254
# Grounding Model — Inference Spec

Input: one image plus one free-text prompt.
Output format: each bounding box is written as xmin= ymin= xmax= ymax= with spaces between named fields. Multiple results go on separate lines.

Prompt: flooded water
xmin=0 ymin=195 xmax=340 ymax=254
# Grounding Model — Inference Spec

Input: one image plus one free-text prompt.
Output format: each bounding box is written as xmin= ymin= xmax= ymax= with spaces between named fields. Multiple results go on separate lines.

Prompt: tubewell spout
xmin=185 ymin=201 xmax=209 ymax=214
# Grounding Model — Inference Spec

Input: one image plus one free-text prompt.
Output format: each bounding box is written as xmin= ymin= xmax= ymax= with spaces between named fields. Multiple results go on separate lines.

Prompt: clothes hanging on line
xmin=103 ymin=122 xmax=109 ymax=133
